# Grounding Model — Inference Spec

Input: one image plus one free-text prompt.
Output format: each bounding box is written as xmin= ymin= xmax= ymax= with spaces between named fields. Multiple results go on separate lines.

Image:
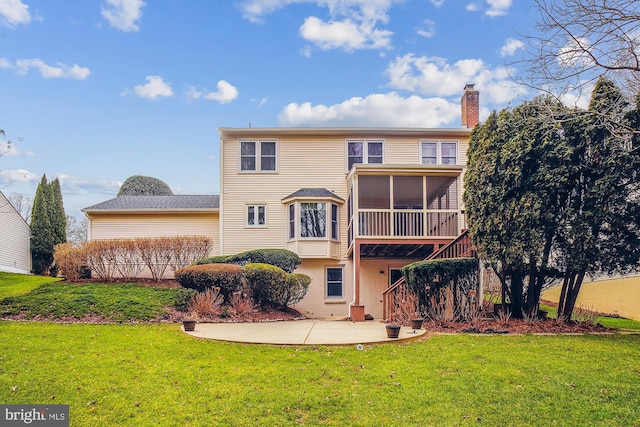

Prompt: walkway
xmin=183 ymin=319 xmax=427 ymax=345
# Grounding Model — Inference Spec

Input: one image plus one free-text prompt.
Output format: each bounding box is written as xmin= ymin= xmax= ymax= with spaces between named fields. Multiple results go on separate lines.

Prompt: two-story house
xmin=217 ymin=85 xmax=479 ymax=320
xmin=84 ymin=85 xmax=479 ymax=320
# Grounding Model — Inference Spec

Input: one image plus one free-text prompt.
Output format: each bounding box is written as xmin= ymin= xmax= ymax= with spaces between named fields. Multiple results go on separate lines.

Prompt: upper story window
xmin=240 ymin=140 xmax=277 ymax=172
xmin=246 ymin=204 xmax=266 ymax=227
xmin=421 ymin=140 xmax=458 ymax=165
xmin=347 ymin=140 xmax=384 ymax=170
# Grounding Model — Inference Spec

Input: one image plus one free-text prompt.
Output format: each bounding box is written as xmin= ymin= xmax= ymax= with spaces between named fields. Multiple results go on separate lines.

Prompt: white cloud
xmin=0 ymin=0 xmax=31 ymax=27
xmin=101 ymin=0 xmax=145 ymax=32
xmin=486 ymin=0 xmax=511 ymax=17
xmin=429 ymin=0 xmax=445 ymax=6
xmin=384 ymin=53 xmax=526 ymax=104
xmin=465 ymin=3 xmax=480 ymax=12
xmin=186 ymin=80 xmax=239 ymax=104
xmin=278 ymin=92 xmax=461 ymax=127
xmin=55 ymin=173 xmax=122 ymax=195
xmin=300 ymin=16 xmax=392 ymax=51
xmin=240 ymin=0 xmax=399 ymax=52
xmin=416 ymin=19 xmax=435 ymax=39
xmin=132 ymin=75 xmax=174 ymax=100
xmin=204 ymin=80 xmax=239 ymax=103
xmin=500 ymin=38 xmax=524 ymax=57
xmin=0 ymin=168 xmax=39 ymax=184
xmin=10 ymin=58 xmax=91 ymax=79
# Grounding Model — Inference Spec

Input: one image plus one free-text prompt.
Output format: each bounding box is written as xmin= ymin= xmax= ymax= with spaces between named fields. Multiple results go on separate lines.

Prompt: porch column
xmin=350 ymin=239 xmax=365 ymax=322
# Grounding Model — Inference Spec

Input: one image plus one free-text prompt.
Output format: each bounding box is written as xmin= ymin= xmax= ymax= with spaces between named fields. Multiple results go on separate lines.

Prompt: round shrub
xmin=243 ymin=263 xmax=288 ymax=308
xmin=173 ymin=288 xmax=199 ymax=312
xmin=174 ymin=263 xmax=244 ymax=302
xmin=279 ymin=273 xmax=311 ymax=307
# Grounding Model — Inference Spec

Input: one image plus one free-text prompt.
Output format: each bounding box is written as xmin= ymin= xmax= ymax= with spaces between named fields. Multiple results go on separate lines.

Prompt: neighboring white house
xmin=0 ymin=190 xmax=31 ymax=274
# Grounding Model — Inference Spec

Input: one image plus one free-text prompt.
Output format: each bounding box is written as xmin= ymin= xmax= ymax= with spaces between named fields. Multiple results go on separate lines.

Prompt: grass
xmin=540 ymin=304 xmax=640 ymax=331
xmin=0 ymin=322 xmax=638 ymax=426
xmin=0 ymin=281 xmax=185 ymax=321
xmin=0 ymin=272 xmax=63 ymax=299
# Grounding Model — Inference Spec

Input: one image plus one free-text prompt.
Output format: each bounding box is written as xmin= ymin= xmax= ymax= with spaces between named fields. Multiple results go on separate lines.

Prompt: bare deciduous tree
xmin=8 ymin=192 xmax=33 ymax=223
xmin=518 ymin=0 xmax=640 ymax=100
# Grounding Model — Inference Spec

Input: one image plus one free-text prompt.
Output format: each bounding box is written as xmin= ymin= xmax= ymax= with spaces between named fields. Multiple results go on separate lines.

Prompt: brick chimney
xmin=461 ymin=84 xmax=479 ymax=128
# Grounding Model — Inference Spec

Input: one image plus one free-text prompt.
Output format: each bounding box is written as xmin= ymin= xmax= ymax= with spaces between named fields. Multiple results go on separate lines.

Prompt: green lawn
xmin=0 ymin=322 xmax=638 ymax=426
xmin=0 ymin=272 xmax=62 ymax=299
xmin=0 ymin=281 xmax=185 ymax=321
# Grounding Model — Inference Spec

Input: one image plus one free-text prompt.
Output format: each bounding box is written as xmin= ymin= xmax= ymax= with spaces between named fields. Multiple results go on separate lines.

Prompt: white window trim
xmin=346 ymin=139 xmax=385 ymax=171
xmin=246 ymin=204 xmax=267 ymax=227
xmin=420 ymin=140 xmax=459 ymax=165
xmin=238 ymin=139 xmax=278 ymax=173
xmin=325 ymin=265 xmax=345 ymax=301
xmin=287 ymin=200 xmax=341 ymax=241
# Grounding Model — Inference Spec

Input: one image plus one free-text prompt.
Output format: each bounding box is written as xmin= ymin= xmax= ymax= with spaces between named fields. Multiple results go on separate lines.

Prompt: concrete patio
xmin=182 ymin=319 xmax=427 ymax=345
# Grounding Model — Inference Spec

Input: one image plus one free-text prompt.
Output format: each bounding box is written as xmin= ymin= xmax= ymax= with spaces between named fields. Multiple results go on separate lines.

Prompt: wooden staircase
xmin=381 ymin=230 xmax=475 ymax=321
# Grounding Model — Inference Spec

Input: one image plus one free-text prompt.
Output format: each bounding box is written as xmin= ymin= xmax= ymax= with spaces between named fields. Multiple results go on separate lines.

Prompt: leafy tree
xmin=554 ymin=78 xmax=640 ymax=319
xmin=31 ymin=175 xmax=55 ymax=274
xmin=118 ymin=175 xmax=173 ymax=196
xmin=465 ymin=98 xmax=570 ymax=317
xmin=465 ymin=78 xmax=640 ymax=320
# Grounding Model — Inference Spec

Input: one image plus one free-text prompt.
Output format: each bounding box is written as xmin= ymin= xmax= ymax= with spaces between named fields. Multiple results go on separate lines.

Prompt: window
xmin=347 ymin=140 xmax=384 ymax=170
xmin=288 ymin=204 xmax=295 ymax=239
xmin=300 ymin=202 xmax=326 ymax=238
xmin=240 ymin=140 xmax=277 ymax=171
xmin=246 ymin=204 xmax=266 ymax=226
xmin=331 ymin=203 xmax=338 ymax=240
xmin=421 ymin=140 xmax=458 ymax=165
xmin=326 ymin=267 xmax=343 ymax=298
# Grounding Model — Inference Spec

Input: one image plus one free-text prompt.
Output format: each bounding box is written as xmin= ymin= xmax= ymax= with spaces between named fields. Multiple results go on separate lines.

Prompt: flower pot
xmin=386 ymin=324 xmax=401 ymax=339
xmin=410 ymin=318 xmax=424 ymax=330
xmin=182 ymin=320 xmax=196 ymax=332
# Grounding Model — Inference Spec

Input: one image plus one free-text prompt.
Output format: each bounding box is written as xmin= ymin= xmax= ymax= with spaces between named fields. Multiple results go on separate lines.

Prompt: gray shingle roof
xmin=82 ymin=195 xmax=219 ymax=212
xmin=282 ymin=188 xmax=344 ymax=202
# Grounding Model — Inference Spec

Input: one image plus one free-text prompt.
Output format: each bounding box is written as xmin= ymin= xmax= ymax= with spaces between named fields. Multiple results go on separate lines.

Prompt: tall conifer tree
xmin=31 ymin=175 xmax=55 ymax=274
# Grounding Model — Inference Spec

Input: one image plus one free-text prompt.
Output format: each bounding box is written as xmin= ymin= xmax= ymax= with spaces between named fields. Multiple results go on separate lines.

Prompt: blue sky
xmin=0 ymin=0 xmax=539 ymax=218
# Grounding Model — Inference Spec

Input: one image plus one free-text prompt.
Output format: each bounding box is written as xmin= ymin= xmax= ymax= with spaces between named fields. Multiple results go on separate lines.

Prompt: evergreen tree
xmin=31 ymin=175 xmax=55 ymax=274
xmin=49 ymin=178 xmax=67 ymax=245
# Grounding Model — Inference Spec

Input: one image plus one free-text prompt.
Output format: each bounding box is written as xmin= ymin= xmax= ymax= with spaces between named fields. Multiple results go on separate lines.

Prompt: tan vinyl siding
xmin=222 ymin=135 xmax=348 ymax=256
xmin=221 ymin=130 xmax=470 ymax=256
xmin=0 ymin=192 xmax=31 ymax=274
xmin=88 ymin=212 xmax=219 ymax=256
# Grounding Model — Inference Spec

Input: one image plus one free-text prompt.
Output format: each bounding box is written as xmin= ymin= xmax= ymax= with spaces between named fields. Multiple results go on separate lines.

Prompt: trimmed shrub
xmin=243 ymin=263 xmax=288 ymax=308
xmin=402 ymin=257 xmax=480 ymax=322
xmin=196 ymin=249 xmax=301 ymax=273
xmin=193 ymin=255 xmax=230 ymax=265
xmin=274 ymin=273 xmax=311 ymax=307
xmin=174 ymin=263 xmax=244 ymax=302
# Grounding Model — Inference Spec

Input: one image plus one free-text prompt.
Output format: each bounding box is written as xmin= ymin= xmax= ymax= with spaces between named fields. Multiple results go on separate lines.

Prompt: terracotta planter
xmin=386 ymin=324 xmax=401 ymax=338
xmin=182 ymin=320 xmax=196 ymax=332
xmin=410 ymin=318 xmax=424 ymax=330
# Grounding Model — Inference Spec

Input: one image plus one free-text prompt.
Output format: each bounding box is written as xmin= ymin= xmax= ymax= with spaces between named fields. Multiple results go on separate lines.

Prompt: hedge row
xmin=174 ymin=262 xmax=310 ymax=308
xmin=53 ymin=236 xmax=213 ymax=282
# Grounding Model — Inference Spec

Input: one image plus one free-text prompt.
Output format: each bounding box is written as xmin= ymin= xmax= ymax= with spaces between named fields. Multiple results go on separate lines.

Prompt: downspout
xmin=348 ymin=240 xmax=357 ymax=319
